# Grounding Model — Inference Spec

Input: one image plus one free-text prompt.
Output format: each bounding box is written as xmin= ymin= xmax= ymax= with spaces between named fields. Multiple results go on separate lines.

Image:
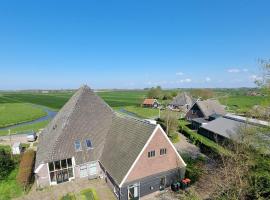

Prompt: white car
xmin=27 ymin=131 xmax=37 ymax=142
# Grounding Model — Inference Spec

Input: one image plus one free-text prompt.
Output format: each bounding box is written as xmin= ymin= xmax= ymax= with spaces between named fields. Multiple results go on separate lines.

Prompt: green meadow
xmin=219 ymin=95 xmax=270 ymax=113
xmin=0 ymin=103 xmax=46 ymax=128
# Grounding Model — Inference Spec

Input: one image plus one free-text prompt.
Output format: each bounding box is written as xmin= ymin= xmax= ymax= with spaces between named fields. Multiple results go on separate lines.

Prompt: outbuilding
xmin=12 ymin=142 xmax=22 ymax=155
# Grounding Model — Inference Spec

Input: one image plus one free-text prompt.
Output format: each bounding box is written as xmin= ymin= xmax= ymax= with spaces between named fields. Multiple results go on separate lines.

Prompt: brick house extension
xmin=35 ymin=85 xmax=186 ymax=200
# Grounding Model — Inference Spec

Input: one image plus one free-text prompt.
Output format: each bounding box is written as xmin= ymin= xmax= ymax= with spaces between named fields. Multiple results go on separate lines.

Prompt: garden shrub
xmin=16 ymin=149 xmax=35 ymax=189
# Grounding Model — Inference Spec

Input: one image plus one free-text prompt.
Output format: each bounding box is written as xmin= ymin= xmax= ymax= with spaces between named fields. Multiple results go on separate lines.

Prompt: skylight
xmin=85 ymin=139 xmax=93 ymax=149
xmin=74 ymin=140 xmax=81 ymax=151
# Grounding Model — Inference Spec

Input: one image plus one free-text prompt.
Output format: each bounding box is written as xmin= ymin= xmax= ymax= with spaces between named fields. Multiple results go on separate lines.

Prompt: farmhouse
xmin=185 ymin=99 xmax=226 ymax=121
xmin=168 ymin=92 xmax=194 ymax=112
xmin=35 ymin=85 xmax=186 ymax=200
xmin=142 ymin=98 xmax=159 ymax=108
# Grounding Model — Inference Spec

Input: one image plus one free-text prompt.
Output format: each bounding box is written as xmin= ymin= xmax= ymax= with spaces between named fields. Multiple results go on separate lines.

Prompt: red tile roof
xmin=143 ymin=99 xmax=156 ymax=105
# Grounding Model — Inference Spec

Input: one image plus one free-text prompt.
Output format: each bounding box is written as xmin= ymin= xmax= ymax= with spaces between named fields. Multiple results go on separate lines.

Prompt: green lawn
xmin=219 ymin=95 xmax=270 ymax=113
xmin=0 ymin=145 xmax=24 ymax=200
xmin=0 ymin=103 xmax=46 ymax=128
xmin=59 ymin=188 xmax=99 ymax=200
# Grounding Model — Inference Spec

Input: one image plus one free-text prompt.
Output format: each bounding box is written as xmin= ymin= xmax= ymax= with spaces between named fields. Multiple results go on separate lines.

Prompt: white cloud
xmin=177 ymin=78 xmax=192 ymax=83
xmin=227 ymin=68 xmax=240 ymax=73
xmin=227 ymin=68 xmax=249 ymax=73
xmin=205 ymin=77 xmax=211 ymax=82
xmin=176 ymin=72 xmax=184 ymax=76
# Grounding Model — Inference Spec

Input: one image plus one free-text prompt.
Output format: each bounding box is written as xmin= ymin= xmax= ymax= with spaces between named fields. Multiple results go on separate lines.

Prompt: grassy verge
xmin=0 ymin=103 xmax=47 ymax=128
xmin=179 ymin=120 xmax=230 ymax=156
xmin=0 ymin=120 xmax=50 ymax=136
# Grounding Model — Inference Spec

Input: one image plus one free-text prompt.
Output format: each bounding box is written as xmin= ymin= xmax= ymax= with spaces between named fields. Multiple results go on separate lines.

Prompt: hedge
xmin=179 ymin=120 xmax=230 ymax=157
xmin=16 ymin=149 xmax=35 ymax=189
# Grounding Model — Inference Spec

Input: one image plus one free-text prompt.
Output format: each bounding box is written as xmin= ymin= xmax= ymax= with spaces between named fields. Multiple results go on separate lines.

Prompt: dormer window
xmin=74 ymin=140 xmax=82 ymax=151
xmin=85 ymin=139 xmax=93 ymax=149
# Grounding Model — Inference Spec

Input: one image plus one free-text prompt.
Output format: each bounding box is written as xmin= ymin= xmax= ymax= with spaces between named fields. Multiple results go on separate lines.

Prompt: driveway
xmin=16 ymin=178 xmax=116 ymax=200
xmin=174 ymin=132 xmax=204 ymax=158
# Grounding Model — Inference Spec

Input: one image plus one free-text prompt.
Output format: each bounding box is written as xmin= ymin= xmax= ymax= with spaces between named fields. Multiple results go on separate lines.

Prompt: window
xmin=160 ymin=148 xmax=167 ymax=155
xmin=148 ymin=150 xmax=155 ymax=158
xmin=74 ymin=140 xmax=82 ymax=151
xmin=48 ymin=158 xmax=74 ymax=184
xmin=85 ymin=139 xmax=93 ymax=149
xmin=67 ymin=158 xmax=72 ymax=167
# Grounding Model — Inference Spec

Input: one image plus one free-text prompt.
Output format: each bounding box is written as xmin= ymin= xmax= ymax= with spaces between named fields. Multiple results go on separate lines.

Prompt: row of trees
xmin=147 ymin=86 xmax=215 ymax=101
xmin=147 ymin=86 xmax=178 ymax=100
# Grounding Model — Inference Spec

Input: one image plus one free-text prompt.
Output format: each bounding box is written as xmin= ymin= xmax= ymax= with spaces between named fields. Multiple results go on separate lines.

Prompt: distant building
xmin=185 ymin=99 xmax=226 ymax=121
xmin=168 ymin=92 xmax=194 ymax=112
xmin=142 ymin=99 xmax=159 ymax=108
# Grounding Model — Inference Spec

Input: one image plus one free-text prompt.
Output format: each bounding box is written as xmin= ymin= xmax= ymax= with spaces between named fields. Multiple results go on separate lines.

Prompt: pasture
xmin=0 ymin=103 xmax=46 ymax=128
xmin=219 ymin=95 xmax=270 ymax=113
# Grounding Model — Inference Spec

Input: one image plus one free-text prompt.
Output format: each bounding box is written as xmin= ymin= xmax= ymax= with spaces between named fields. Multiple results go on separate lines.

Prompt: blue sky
xmin=0 ymin=0 xmax=269 ymax=89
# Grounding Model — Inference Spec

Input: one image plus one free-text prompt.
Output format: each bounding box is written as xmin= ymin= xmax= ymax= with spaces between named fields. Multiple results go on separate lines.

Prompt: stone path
xmin=16 ymin=178 xmax=116 ymax=200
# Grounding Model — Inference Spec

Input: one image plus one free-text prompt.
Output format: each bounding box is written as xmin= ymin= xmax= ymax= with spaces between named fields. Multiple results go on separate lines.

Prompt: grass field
xmin=0 ymin=103 xmax=46 ymax=128
xmin=219 ymin=95 xmax=270 ymax=113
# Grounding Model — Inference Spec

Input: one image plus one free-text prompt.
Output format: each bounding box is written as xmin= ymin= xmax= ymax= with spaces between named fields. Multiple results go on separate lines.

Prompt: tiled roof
xmin=196 ymin=99 xmax=226 ymax=118
xmin=35 ymin=85 xmax=114 ymax=167
xmin=143 ymin=99 xmax=157 ymax=105
xmin=170 ymin=92 xmax=193 ymax=107
xmin=100 ymin=114 xmax=156 ymax=185
xmin=35 ymin=85 xmax=157 ymax=185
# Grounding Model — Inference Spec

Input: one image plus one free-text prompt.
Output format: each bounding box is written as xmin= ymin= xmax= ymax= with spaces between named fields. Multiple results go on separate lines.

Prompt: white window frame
xmin=128 ymin=182 xmax=140 ymax=200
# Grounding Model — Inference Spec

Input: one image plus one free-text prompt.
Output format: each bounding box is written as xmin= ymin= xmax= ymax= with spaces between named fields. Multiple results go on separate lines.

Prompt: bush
xmin=0 ymin=148 xmax=15 ymax=180
xmin=16 ymin=150 xmax=35 ymax=189
xmin=169 ymin=132 xmax=180 ymax=143
xmin=182 ymin=154 xmax=206 ymax=184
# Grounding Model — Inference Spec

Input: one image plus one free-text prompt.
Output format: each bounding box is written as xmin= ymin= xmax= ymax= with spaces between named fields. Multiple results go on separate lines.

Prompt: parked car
xmin=27 ymin=131 xmax=37 ymax=142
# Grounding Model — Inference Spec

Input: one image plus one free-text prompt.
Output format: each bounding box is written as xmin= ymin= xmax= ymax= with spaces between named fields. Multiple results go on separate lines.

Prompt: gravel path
xmin=174 ymin=132 xmax=204 ymax=158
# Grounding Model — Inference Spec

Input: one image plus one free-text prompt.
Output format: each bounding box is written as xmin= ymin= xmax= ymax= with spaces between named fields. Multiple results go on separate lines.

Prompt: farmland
xmin=219 ymin=95 xmax=269 ymax=113
xmin=0 ymin=89 xmax=268 ymax=135
xmin=0 ymin=103 xmax=46 ymax=128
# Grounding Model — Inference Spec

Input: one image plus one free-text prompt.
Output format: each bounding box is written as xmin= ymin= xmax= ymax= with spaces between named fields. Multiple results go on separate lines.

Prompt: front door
xmin=128 ymin=183 xmax=140 ymax=200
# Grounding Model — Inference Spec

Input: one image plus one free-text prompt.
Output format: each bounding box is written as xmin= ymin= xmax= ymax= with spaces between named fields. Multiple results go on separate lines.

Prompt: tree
xmin=147 ymin=86 xmax=163 ymax=99
xmin=190 ymin=89 xmax=214 ymax=100
xmin=161 ymin=110 xmax=179 ymax=135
